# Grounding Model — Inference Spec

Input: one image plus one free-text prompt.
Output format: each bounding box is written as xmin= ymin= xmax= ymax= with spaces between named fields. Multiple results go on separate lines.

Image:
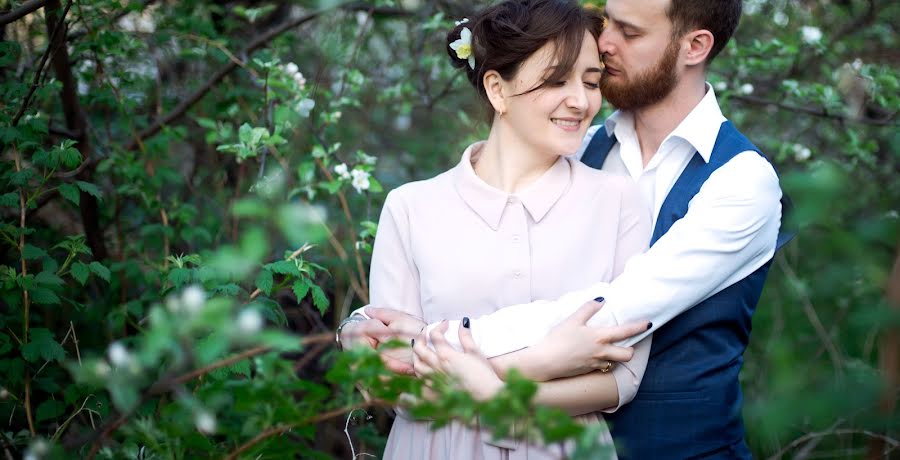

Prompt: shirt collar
xmin=603 ymin=83 xmax=727 ymax=163
xmin=453 ymin=142 xmax=573 ymax=230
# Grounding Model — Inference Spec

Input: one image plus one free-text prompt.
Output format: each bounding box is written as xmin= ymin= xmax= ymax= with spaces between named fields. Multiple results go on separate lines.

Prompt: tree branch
xmin=0 ymin=0 xmax=48 ymax=27
xmin=730 ymin=94 xmax=897 ymax=127
xmin=123 ymin=2 xmax=415 ymax=151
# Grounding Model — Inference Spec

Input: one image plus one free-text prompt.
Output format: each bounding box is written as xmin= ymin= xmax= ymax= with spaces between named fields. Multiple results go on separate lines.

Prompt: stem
xmin=223 ymin=401 xmax=378 ymax=460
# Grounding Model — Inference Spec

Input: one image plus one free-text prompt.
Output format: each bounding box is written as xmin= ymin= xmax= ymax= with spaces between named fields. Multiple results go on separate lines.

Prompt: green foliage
xmin=0 ymin=0 xmax=896 ymax=458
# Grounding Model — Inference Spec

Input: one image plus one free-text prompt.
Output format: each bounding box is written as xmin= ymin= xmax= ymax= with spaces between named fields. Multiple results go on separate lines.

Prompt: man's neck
xmin=476 ymin=123 xmax=557 ymax=194
xmin=632 ymin=78 xmax=707 ymax=167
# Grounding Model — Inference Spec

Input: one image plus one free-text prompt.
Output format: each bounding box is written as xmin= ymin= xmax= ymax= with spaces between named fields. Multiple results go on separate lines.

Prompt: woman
xmin=343 ymin=1 xmax=652 ymax=458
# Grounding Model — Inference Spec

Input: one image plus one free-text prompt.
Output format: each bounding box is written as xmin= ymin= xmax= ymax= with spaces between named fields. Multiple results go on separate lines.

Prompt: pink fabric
xmin=370 ymin=142 xmax=650 ymax=459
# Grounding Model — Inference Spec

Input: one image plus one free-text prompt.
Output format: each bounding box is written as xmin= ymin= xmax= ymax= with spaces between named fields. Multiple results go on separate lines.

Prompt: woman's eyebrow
xmin=585 ymin=68 xmax=602 ymax=74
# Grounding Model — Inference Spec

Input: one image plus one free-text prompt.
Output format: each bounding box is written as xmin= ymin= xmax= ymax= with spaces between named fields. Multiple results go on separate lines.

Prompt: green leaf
xmin=22 ymin=244 xmax=48 ymax=260
xmin=167 ymin=267 xmax=191 ymax=287
xmin=88 ymin=262 xmax=110 ymax=282
xmin=30 ymin=287 xmax=60 ymax=305
xmin=268 ymin=260 xmax=299 ymax=276
xmin=75 ymin=181 xmax=102 ymax=200
xmin=70 ymin=261 xmax=89 ymax=285
xmin=292 ymin=279 xmax=310 ymax=301
xmin=58 ymin=183 xmax=80 ymax=205
xmin=36 ymin=400 xmax=66 ymax=422
xmin=60 ymin=147 xmax=82 ymax=169
xmin=311 ymin=285 xmax=329 ymax=315
xmin=35 ymin=271 xmax=64 ymax=286
xmin=21 ymin=328 xmax=66 ymax=362
xmin=0 ymin=192 xmax=17 ymax=208
xmin=255 ymin=269 xmax=274 ymax=296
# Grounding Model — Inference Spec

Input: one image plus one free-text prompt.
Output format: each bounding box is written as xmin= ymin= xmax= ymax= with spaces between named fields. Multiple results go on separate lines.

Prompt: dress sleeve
xmin=365 ymin=190 xmax=424 ymax=319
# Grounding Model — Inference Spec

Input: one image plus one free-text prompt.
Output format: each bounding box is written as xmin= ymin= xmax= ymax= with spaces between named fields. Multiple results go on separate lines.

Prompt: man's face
xmin=597 ymin=0 xmax=683 ymax=110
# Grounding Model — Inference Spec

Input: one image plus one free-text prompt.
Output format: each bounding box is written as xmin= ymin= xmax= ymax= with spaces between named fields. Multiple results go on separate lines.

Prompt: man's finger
xmin=592 ymin=345 xmax=635 ymax=363
xmin=565 ymin=299 xmax=605 ymax=325
xmin=596 ymin=320 xmax=652 ymax=344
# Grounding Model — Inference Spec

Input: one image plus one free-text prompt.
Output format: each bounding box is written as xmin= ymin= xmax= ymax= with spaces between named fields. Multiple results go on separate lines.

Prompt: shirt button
xmin=507 ymin=197 xmax=517 ymax=204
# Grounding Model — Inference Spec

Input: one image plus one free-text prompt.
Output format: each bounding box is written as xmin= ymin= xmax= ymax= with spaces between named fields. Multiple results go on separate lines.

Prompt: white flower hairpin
xmin=450 ymin=26 xmax=475 ymax=70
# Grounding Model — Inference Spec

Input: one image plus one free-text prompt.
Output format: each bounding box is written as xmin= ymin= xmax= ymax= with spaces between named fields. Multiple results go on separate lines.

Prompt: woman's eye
xmin=585 ymin=82 xmax=600 ymax=89
xmin=549 ymin=80 xmax=566 ymax=87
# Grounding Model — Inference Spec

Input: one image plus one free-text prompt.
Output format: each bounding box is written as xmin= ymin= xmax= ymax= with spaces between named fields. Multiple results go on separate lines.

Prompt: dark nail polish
xmin=411 ymin=339 xmax=415 ymax=347
xmin=462 ymin=317 xmax=470 ymax=328
xmin=594 ymin=297 xmax=605 ymax=303
xmin=647 ymin=322 xmax=653 ymax=330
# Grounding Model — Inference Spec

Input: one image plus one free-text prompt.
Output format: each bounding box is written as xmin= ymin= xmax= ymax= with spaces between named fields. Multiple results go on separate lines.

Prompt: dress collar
xmin=603 ymin=83 xmax=727 ymax=163
xmin=453 ymin=142 xmax=573 ymax=231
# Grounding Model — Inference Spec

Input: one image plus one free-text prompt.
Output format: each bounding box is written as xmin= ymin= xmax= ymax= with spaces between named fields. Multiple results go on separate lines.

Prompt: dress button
xmin=512 ymin=234 xmax=521 ymax=243
xmin=513 ymin=270 xmax=522 ymax=279
xmin=507 ymin=197 xmax=517 ymax=204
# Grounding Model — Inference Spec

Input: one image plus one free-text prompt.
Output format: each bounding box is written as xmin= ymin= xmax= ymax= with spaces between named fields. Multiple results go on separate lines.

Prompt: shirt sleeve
xmin=435 ymin=151 xmax=782 ymax=355
xmin=604 ymin=180 xmax=652 ymax=412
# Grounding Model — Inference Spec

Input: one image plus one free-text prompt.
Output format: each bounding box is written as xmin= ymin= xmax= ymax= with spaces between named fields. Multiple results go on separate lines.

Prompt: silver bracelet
xmin=335 ymin=314 xmax=367 ymax=351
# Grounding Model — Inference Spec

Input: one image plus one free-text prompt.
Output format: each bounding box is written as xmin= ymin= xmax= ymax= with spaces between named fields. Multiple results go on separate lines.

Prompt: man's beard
xmin=599 ymin=39 xmax=680 ymax=111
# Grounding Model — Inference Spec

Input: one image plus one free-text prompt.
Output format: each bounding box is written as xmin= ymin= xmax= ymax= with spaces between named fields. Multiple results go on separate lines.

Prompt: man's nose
xmin=597 ymin=28 xmax=615 ymax=56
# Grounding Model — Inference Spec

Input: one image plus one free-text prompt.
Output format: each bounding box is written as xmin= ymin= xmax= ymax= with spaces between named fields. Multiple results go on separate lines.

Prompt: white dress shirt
xmin=433 ymin=86 xmax=783 ymax=361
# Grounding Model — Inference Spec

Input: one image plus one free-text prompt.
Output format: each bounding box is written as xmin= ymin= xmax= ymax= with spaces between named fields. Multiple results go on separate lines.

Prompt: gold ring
xmin=599 ymin=361 xmax=613 ymax=373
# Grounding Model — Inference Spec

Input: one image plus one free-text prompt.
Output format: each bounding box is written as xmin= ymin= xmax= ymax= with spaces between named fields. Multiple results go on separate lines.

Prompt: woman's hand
xmin=412 ymin=320 xmax=504 ymax=402
xmin=529 ymin=300 xmax=651 ymax=380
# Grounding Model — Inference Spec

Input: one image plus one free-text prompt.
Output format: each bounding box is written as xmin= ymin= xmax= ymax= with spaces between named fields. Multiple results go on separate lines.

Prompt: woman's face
xmin=501 ymin=31 xmax=603 ymax=156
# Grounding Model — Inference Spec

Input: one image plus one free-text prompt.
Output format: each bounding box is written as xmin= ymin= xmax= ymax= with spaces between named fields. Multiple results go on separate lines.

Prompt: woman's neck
xmin=474 ymin=123 xmax=558 ymax=194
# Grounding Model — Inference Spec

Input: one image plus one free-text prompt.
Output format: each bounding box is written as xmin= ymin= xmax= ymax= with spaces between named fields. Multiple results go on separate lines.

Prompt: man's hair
xmin=667 ymin=0 xmax=742 ymax=64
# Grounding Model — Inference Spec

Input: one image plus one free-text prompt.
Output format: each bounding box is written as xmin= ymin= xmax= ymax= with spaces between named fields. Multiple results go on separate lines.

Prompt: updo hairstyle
xmin=446 ymin=0 xmax=604 ymax=112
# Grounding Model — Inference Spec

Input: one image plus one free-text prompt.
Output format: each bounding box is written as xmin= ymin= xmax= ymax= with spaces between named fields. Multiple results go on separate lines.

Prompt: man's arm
xmin=435 ymin=152 xmax=782 ymax=357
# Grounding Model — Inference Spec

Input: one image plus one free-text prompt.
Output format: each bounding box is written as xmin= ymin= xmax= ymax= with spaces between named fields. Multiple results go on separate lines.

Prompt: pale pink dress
xmin=369 ymin=142 xmax=651 ymax=459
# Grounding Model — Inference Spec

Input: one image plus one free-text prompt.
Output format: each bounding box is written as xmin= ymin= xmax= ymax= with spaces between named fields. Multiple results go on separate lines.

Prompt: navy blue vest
xmin=582 ymin=121 xmax=790 ymax=459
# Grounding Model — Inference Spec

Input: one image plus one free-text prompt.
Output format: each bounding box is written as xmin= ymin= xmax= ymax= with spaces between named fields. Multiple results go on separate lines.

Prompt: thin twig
xmin=768 ymin=429 xmax=898 ymax=459
xmin=776 ymin=256 xmax=845 ymax=378
xmin=223 ymin=401 xmax=378 ymax=460
xmin=10 ymin=0 xmax=74 ymax=128
xmin=731 ymin=94 xmax=896 ymax=127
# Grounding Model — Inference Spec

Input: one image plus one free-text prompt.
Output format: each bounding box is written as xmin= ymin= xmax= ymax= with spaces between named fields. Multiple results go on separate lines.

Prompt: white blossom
xmin=394 ymin=114 xmax=412 ymax=131
xmin=165 ymin=294 xmax=182 ymax=313
xmin=350 ymin=169 xmax=371 ymax=193
xmin=0 ymin=387 xmax=9 ymax=399
xmin=852 ymin=58 xmax=863 ymax=71
xmin=24 ymin=439 xmax=48 ymax=460
xmin=107 ymin=342 xmax=132 ymax=368
xmin=793 ymin=144 xmax=812 ymax=162
xmin=773 ymin=10 xmax=788 ymax=26
xmin=293 ymin=72 xmax=306 ymax=89
xmin=94 ymin=361 xmax=111 ymax=378
xmin=801 ymin=26 xmax=822 ymax=44
xmin=739 ymin=83 xmax=754 ymax=95
xmin=237 ymin=309 xmax=263 ymax=334
xmin=195 ymin=410 xmax=217 ymax=434
xmin=181 ymin=285 xmax=206 ymax=314
xmin=333 ymin=163 xmax=351 ymax=179
xmin=284 ymin=62 xmax=299 ymax=76
xmin=454 ymin=18 xmax=469 ymax=26
xmin=714 ymin=81 xmax=728 ymax=92
xmin=296 ymin=98 xmax=315 ymax=117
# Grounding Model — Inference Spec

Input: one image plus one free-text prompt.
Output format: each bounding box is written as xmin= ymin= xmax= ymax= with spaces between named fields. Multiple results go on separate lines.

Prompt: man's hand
xmin=530 ymin=299 xmax=650 ymax=380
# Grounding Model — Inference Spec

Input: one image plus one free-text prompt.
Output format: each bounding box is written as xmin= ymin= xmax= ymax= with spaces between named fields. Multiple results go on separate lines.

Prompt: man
xmin=341 ymin=0 xmax=790 ymax=458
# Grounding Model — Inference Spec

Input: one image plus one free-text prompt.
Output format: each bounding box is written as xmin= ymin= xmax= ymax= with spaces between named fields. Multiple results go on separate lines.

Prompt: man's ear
xmin=683 ymin=29 xmax=714 ymax=66
xmin=483 ymin=70 xmax=507 ymax=115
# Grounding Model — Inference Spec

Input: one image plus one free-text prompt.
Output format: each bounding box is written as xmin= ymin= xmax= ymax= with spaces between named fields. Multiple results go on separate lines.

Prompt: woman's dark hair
xmin=446 ymin=0 xmax=604 ymax=111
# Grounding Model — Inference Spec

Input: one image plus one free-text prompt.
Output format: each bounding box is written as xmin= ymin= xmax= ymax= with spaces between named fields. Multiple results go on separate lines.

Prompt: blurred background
xmin=0 ymin=0 xmax=897 ymax=458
